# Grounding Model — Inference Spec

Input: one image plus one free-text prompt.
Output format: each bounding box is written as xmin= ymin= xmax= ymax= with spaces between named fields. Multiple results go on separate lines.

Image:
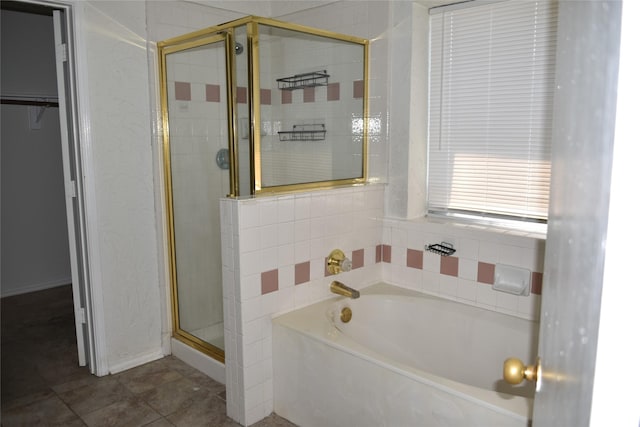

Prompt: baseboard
xmin=171 ymin=337 xmax=226 ymax=384
xmin=108 ymin=349 xmax=165 ymax=375
xmin=1 ymin=277 xmax=72 ymax=298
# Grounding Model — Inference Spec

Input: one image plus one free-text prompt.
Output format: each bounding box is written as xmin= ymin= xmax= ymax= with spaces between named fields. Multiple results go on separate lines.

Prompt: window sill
xmin=419 ymin=214 xmax=547 ymax=241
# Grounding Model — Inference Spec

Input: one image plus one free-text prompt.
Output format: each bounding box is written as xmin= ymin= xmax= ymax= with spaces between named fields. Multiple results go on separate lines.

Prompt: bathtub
xmin=273 ymin=283 xmax=538 ymax=427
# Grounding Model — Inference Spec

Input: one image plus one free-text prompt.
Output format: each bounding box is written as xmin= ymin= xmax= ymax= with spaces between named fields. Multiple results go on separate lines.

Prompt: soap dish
xmin=425 ymin=242 xmax=456 ymax=257
xmin=493 ymin=264 xmax=531 ymax=296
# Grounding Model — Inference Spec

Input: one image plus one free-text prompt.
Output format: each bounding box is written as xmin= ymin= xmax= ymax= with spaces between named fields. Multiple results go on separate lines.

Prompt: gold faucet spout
xmin=330 ymin=281 xmax=360 ymax=299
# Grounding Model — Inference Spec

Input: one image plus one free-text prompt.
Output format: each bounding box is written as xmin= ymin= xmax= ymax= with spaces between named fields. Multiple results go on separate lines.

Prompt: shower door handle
xmin=216 ymin=148 xmax=229 ymax=170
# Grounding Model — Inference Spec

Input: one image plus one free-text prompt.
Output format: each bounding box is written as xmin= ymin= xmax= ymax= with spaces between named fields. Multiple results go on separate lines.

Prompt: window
xmin=427 ymin=0 xmax=558 ymax=227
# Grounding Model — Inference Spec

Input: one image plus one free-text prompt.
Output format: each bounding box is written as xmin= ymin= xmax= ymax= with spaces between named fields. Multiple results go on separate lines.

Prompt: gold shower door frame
xmin=158 ymin=16 xmax=369 ymax=362
xmin=160 ymin=16 xmax=369 ymax=197
xmin=158 ymin=32 xmax=235 ymax=362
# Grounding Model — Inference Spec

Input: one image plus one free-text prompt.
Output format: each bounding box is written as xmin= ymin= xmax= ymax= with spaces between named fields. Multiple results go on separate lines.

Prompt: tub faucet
xmin=330 ymin=281 xmax=360 ymax=299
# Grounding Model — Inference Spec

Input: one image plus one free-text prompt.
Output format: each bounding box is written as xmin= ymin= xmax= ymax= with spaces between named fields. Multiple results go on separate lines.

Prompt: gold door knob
xmin=503 ymin=357 xmax=540 ymax=385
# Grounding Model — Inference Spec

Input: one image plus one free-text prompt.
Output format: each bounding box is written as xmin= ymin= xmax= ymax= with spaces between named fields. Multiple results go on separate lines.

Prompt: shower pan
xmin=158 ymin=16 xmax=369 ymax=361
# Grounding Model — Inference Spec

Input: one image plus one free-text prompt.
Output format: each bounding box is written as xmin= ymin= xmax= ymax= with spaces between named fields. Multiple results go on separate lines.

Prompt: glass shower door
xmin=160 ymin=34 xmax=231 ymax=361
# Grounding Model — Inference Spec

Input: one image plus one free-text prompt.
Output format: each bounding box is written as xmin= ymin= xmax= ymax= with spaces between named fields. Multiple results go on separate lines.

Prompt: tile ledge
xmin=389 ymin=216 xmax=547 ymax=241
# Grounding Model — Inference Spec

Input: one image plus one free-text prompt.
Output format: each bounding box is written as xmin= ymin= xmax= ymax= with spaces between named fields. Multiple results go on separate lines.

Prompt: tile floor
xmin=1 ymin=285 xmax=296 ymax=427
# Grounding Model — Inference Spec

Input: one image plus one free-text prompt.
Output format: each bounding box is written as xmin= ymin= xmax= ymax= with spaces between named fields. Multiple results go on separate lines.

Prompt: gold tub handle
xmin=340 ymin=307 xmax=352 ymax=323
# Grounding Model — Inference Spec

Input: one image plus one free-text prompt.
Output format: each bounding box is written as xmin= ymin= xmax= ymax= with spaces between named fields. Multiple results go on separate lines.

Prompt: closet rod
xmin=1 ymin=98 xmax=59 ymax=107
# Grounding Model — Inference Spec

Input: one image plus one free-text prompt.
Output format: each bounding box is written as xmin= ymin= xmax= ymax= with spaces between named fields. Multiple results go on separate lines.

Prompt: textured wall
xmin=77 ymin=1 xmax=162 ymax=372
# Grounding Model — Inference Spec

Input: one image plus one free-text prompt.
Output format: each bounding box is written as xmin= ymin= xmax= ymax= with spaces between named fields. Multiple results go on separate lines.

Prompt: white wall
xmin=74 ymin=1 xmax=163 ymax=372
xmin=1 ymin=9 xmax=72 ymax=297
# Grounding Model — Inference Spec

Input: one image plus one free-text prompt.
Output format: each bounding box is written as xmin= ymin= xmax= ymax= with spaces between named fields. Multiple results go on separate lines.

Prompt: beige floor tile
xmin=81 ymin=396 xmax=162 ymax=427
xmin=2 ymin=285 xmax=297 ymax=427
xmin=166 ymin=391 xmax=236 ymax=427
xmin=1 ymin=394 xmax=85 ymax=427
xmin=116 ymin=360 xmax=184 ymax=394
xmin=58 ymin=376 xmax=134 ymax=416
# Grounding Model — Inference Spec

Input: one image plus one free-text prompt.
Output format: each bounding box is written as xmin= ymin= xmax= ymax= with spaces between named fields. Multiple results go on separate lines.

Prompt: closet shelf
xmin=276 ymin=70 xmax=330 ymax=91
xmin=278 ymin=124 xmax=326 ymax=142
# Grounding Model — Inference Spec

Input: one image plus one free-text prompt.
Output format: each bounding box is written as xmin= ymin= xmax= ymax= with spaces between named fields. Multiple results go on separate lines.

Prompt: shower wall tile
xmin=303 ymin=87 xmax=315 ymax=103
xmin=206 ymin=84 xmax=220 ymax=102
xmin=260 ymin=89 xmax=272 ymax=105
xmin=175 ymin=81 xmax=191 ymax=100
xmin=281 ymin=90 xmax=292 ymax=104
xmin=327 ymin=82 xmax=340 ymax=101
xmin=237 ymin=87 xmax=247 ymax=104
xmin=353 ymin=80 xmax=364 ymax=98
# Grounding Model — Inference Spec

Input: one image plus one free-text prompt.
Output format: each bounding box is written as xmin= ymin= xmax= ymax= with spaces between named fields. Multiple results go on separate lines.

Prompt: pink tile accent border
xmin=352 ymin=249 xmax=364 ymax=269
xmin=406 ymin=249 xmax=423 ymax=270
xmin=353 ymin=80 xmax=364 ymax=99
xmin=237 ymin=87 xmax=247 ymax=104
xmin=175 ymin=82 xmax=191 ymax=101
xmin=303 ymin=87 xmax=315 ymax=103
xmin=441 ymin=256 xmax=459 ymax=277
xmin=382 ymin=245 xmax=391 ymax=263
xmin=206 ymin=84 xmax=220 ymax=102
xmin=327 ymin=82 xmax=340 ymax=101
xmin=281 ymin=90 xmax=292 ymax=104
xmin=531 ymin=272 xmax=543 ymax=295
xmin=376 ymin=245 xmax=383 ymax=263
xmin=477 ymin=262 xmax=495 ymax=284
xmin=295 ymin=261 xmax=310 ymax=285
xmin=261 ymin=269 xmax=278 ymax=294
xmin=260 ymin=89 xmax=271 ymax=105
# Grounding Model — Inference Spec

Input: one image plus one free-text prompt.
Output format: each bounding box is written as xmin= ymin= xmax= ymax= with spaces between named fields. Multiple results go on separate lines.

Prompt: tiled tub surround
xmin=220 ymin=184 xmax=385 ymax=426
xmin=382 ymin=218 xmax=545 ymax=321
xmin=219 ymin=182 xmax=545 ymax=425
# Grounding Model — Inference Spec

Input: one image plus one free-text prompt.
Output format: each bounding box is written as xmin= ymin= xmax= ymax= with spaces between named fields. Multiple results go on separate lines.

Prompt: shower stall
xmin=158 ymin=17 xmax=368 ymax=361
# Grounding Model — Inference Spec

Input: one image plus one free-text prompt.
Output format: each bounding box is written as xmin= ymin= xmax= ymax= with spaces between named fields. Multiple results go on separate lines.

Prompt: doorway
xmin=1 ymin=0 xmax=94 ymax=373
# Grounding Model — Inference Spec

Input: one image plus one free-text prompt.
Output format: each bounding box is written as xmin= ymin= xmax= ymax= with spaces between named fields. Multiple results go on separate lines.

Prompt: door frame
xmin=15 ymin=0 xmax=108 ymax=376
xmin=157 ymin=31 xmax=233 ymax=363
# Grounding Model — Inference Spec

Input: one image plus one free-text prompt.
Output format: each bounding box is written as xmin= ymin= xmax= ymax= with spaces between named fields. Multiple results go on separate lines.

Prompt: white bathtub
xmin=273 ymin=283 xmax=538 ymax=427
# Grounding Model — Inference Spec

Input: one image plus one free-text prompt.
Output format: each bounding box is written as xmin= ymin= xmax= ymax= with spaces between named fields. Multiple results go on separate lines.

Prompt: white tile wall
xmin=383 ymin=217 xmax=545 ymax=321
xmin=222 ymin=184 xmax=385 ymax=426
xmin=224 ymin=185 xmax=545 ymax=426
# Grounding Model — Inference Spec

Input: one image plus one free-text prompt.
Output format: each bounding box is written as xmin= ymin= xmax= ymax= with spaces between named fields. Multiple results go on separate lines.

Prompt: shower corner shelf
xmin=278 ymin=124 xmax=326 ymax=142
xmin=425 ymin=242 xmax=456 ymax=257
xmin=276 ymin=70 xmax=330 ymax=91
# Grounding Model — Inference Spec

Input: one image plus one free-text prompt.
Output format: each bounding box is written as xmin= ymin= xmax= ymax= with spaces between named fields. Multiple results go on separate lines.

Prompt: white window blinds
xmin=428 ymin=0 xmax=558 ymax=222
